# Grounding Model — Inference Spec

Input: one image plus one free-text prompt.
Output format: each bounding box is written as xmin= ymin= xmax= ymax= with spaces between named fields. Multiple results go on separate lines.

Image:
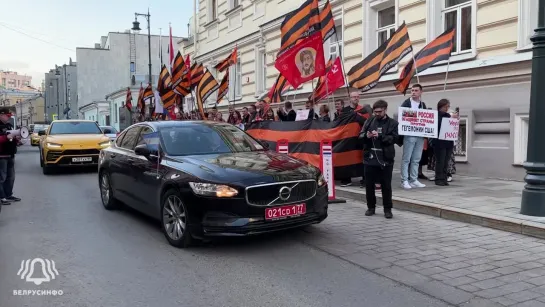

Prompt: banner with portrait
xmin=397 ymin=107 xmax=438 ymax=138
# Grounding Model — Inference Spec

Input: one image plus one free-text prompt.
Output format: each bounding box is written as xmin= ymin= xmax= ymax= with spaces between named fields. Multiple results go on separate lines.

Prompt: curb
xmin=335 ymin=187 xmax=545 ymax=240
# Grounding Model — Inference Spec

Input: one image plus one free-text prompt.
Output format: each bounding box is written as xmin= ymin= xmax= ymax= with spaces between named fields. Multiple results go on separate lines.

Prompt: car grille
xmin=245 ymin=180 xmax=317 ymax=206
xmin=46 ymin=149 xmax=100 ymax=161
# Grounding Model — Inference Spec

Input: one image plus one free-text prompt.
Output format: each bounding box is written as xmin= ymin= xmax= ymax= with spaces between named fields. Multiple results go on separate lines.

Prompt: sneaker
xmin=401 ymin=181 xmax=412 ymax=189
xmin=6 ymin=196 xmax=21 ymax=202
xmin=428 ymin=176 xmax=435 ymax=181
xmin=447 ymin=176 xmax=453 ymax=182
xmin=365 ymin=209 xmax=375 ymax=216
xmin=384 ymin=210 xmax=393 ymax=219
xmin=410 ymin=180 xmax=426 ymax=188
xmin=340 ymin=182 xmax=352 ymax=187
xmin=1 ymin=198 xmax=11 ymax=205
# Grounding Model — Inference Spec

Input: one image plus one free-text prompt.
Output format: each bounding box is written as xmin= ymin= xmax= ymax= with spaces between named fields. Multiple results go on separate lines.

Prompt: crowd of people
xmin=138 ymin=83 xmax=459 ymax=219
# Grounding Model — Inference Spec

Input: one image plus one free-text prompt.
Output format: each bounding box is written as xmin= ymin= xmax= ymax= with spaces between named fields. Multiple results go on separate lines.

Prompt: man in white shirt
xmin=400 ymin=84 xmax=427 ymax=189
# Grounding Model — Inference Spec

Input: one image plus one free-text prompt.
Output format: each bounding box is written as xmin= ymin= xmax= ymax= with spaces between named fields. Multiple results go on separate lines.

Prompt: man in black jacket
xmin=359 ymin=100 xmax=399 ymax=219
xmin=0 ymin=108 xmax=22 ymax=206
xmin=277 ymin=101 xmax=296 ymax=121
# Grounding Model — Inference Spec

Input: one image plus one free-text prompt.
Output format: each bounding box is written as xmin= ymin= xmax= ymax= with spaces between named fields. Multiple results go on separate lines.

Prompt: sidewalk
xmin=334 ymin=171 xmax=545 ymax=239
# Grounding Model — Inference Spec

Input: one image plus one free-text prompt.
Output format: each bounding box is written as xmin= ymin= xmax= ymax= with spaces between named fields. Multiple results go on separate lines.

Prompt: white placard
xmin=295 ymin=109 xmax=310 ymax=121
xmin=397 ymin=107 xmax=438 ymax=138
xmin=438 ymin=118 xmax=460 ymax=141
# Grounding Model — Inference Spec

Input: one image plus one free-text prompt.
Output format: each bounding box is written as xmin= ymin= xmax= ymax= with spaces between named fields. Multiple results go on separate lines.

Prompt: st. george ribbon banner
xmin=397 ymin=107 xmax=438 ymax=138
xmin=246 ymin=112 xmax=364 ymax=180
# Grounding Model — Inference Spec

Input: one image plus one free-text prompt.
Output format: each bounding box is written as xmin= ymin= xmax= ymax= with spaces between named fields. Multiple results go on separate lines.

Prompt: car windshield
xmin=34 ymin=125 xmax=48 ymax=132
xmin=49 ymin=122 xmax=102 ymax=135
xmin=159 ymin=124 xmax=264 ymax=156
xmin=100 ymin=126 xmax=118 ymax=133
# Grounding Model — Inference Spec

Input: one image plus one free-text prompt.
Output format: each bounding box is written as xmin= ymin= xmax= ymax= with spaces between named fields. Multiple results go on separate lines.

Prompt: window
xmin=229 ymin=57 xmax=242 ymax=100
xmin=454 ymin=117 xmax=468 ymax=162
xmin=119 ymin=126 xmax=140 ymax=150
xmin=209 ymin=0 xmax=217 ymax=21
xmin=256 ymin=48 xmax=267 ymax=94
xmin=442 ymin=0 xmax=472 ymax=54
xmin=229 ymin=0 xmax=239 ymax=9
xmin=159 ymin=124 xmax=264 ymax=156
xmin=323 ymin=12 xmax=343 ymax=60
xmin=518 ymin=0 xmax=539 ymax=49
xmin=136 ymin=126 xmax=154 ymax=146
xmin=377 ymin=7 xmax=396 ymax=46
xmin=363 ymin=0 xmax=397 ymax=57
xmin=49 ymin=121 xmax=102 ymax=135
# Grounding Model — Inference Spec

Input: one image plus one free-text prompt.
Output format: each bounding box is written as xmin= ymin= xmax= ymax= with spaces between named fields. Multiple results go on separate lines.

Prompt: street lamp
xmin=132 ymin=9 xmax=153 ymax=116
xmin=520 ymin=0 xmax=545 ymax=217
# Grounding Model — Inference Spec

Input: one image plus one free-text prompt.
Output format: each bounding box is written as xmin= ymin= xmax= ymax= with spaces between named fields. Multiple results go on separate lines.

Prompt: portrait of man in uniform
xmin=296 ymin=48 xmax=316 ymax=78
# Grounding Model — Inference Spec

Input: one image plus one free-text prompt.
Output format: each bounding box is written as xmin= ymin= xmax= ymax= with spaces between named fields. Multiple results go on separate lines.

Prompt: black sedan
xmin=98 ymin=121 xmax=328 ymax=247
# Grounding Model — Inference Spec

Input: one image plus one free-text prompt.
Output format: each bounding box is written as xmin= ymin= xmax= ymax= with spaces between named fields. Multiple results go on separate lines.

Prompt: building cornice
xmin=195 ymin=31 xmax=262 ymax=62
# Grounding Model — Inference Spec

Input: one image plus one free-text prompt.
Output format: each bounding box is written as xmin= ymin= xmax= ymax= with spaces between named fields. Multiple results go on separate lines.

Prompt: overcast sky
xmin=0 ymin=0 xmax=194 ymax=88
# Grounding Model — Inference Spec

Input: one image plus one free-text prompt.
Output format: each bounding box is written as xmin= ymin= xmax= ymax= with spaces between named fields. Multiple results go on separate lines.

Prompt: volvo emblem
xmin=279 ymin=186 xmax=292 ymax=201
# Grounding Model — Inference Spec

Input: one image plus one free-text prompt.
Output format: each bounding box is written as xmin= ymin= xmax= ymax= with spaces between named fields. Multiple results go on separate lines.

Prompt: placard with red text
xmin=397 ymin=107 xmax=438 ymax=138
xmin=438 ymin=118 xmax=459 ymax=141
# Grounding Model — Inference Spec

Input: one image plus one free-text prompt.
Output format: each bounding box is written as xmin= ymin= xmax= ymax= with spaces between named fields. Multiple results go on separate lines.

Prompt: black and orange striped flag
xmin=170 ymin=51 xmax=185 ymax=87
xmin=157 ymin=65 xmax=176 ymax=109
xmin=190 ymin=63 xmax=204 ymax=89
xmin=278 ymin=0 xmax=321 ymax=56
xmin=394 ymin=27 xmax=456 ymax=95
xmin=266 ymin=74 xmax=289 ymax=104
xmin=347 ymin=22 xmax=413 ymax=91
xmin=137 ymin=83 xmax=144 ymax=111
xmin=217 ymin=70 xmax=229 ymax=104
xmin=320 ymin=0 xmax=336 ymax=43
xmin=141 ymin=83 xmax=153 ymax=116
xmin=196 ymin=69 xmax=219 ymax=119
xmin=125 ymin=87 xmax=133 ymax=111
xmin=215 ymin=47 xmax=237 ymax=72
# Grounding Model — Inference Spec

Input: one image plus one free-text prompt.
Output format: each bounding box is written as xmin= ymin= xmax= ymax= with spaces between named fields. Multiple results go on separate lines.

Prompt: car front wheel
xmin=100 ymin=171 xmax=119 ymax=210
xmin=161 ymin=189 xmax=194 ymax=248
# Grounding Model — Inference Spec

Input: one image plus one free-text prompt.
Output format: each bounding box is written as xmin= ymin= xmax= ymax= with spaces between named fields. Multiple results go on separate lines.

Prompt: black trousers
xmin=364 ymin=164 xmax=393 ymax=210
xmin=434 ymin=147 xmax=453 ymax=183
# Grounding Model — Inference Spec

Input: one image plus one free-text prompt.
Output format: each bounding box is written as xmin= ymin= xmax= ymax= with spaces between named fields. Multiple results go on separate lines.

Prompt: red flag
xmin=310 ymin=57 xmax=345 ymax=102
xmin=274 ymin=32 xmax=326 ymax=89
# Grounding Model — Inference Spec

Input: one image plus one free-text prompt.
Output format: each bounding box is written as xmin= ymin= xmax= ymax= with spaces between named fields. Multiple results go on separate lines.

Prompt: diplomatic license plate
xmin=72 ymin=157 xmax=92 ymax=162
xmin=265 ymin=203 xmax=306 ymax=221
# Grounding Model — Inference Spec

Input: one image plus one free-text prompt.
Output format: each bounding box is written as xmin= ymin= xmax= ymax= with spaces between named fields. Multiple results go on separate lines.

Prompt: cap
xmin=0 ymin=108 xmax=12 ymax=116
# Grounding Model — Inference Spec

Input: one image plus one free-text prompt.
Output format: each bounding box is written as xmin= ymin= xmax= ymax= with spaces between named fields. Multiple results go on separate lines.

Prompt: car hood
xmin=46 ymin=134 xmax=109 ymax=145
xmin=166 ymin=151 xmax=319 ymax=186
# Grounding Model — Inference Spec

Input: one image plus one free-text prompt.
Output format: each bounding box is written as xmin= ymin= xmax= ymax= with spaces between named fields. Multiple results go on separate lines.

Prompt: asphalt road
xmin=0 ymin=145 xmax=450 ymax=307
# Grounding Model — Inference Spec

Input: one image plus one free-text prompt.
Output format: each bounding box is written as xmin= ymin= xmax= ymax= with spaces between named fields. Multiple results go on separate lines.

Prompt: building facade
xmin=44 ymin=59 xmax=78 ymax=122
xmin=0 ymin=70 xmax=32 ymax=89
xmin=181 ymin=0 xmax=537 ymax=180
xmin=76 ymin=32 xmax=182 ymax=121
xmin=17 ymin=96 xmax=45 ymax=126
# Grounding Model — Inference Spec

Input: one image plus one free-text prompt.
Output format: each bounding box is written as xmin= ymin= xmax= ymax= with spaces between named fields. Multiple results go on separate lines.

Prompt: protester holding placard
xmin=359 ymin=100 xmax=399 ymax=219
xmin=399 ymin=84 xmax=428 ymax=190
xmin=434 ymin=99 xmax=459 ymax=186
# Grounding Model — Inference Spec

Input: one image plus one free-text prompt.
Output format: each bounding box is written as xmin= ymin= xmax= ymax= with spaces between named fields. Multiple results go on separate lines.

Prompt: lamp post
xmin=521 ymin=0 xmax=545 ymax=217
xmin=132 ymin=9 xmax=153 ymax=116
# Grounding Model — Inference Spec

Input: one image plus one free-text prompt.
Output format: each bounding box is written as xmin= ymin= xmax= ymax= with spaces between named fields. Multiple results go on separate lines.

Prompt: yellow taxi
xmin=30 ymin=124 xmax=49 ymax=146
xmin=39 ymin=120 xmax=111 ymax=175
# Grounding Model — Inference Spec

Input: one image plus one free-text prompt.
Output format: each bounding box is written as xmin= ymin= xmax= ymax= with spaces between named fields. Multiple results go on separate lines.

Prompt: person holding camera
xmin=0 ymin=108 xmax=22 ymax=206
xmin=359 ymin=100 xmax=399 ymax=219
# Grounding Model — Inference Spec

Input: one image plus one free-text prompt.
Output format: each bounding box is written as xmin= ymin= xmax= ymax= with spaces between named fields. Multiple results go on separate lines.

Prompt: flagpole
xmin=159 ymin=28 xmax=163 ymax=67
xmin=443 ymin=58 xmax=451 ymax=91
xmin=411 ymin=49 xmax=420 ymax=84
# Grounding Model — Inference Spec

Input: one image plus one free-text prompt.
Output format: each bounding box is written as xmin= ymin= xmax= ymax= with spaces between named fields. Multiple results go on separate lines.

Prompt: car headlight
xmin=317 ymin=174 xmax=326 ymax=187
xmin=99 ymin=141 xmax=111 ymax=147
xmin=189 ymin=182 xmax=238 ymax=197
xmin=47 ymin=142 xmax=62 ymax=148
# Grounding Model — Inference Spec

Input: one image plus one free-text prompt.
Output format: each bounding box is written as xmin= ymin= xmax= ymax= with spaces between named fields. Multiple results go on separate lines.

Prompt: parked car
xmin=100 ymin=125 xmax=119 ymax=142
xmin=98 ymin=121 xmax=328 ymax=248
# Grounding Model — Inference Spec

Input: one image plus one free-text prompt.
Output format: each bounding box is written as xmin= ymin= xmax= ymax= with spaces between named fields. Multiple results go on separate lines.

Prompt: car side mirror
xmin=103 ymin=129 xmax=113 ymax=134
xmin=38 ymin=130 xmax=46 ymax=136
xmin=134 ymin=144 xmax=151 ymax=156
